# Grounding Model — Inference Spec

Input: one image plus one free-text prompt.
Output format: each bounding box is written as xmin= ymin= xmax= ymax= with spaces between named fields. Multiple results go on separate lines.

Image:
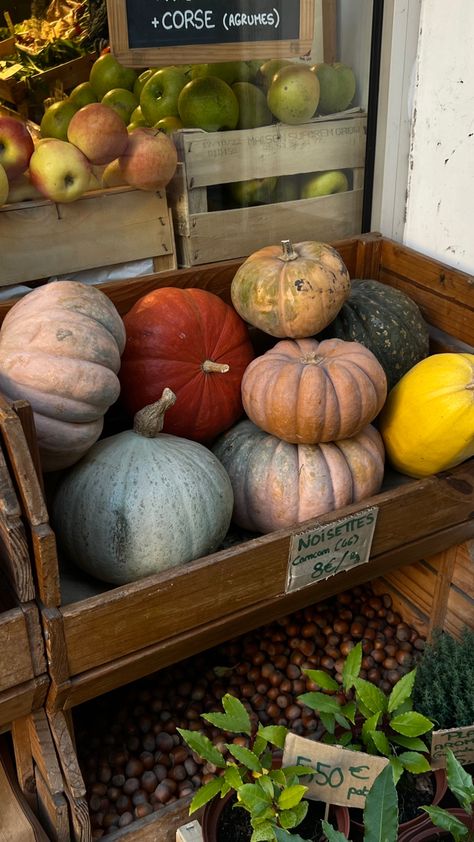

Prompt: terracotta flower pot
xmin=396 ymin=808 xmax=474 ymax=841
xmin=348 ymin=767 xmax=447 ymax=842
xmin=202 ymin=791 xmax=350 ymax=841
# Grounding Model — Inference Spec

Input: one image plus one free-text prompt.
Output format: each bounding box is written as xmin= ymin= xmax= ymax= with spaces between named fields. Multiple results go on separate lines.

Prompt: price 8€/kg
xmin=286 ymin=507 xmax=379 ymax=594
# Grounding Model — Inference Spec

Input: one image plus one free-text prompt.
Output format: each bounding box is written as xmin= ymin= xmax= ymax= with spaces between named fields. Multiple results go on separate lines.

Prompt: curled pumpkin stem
xmin=202 ymin=360 xmax=230 ymax=374
xmin=280 ymin=239 xmax=298 ymax=261
xmin=133 ymin=388 xmax=177 ymax=438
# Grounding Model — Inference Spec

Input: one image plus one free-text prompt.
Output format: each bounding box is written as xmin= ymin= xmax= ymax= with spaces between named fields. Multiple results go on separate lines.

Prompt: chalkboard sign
xmin=106 ymin=0 xmax=317 ymax=67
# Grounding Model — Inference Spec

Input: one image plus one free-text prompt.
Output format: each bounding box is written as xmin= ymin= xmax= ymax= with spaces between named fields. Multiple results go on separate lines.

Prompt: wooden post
xmin=427 ymin=546 xmax=458 ymax=640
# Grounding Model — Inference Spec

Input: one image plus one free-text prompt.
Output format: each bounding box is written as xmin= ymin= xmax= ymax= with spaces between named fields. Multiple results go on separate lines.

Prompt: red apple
xmin=67 ymin=102 xmax=129 ymax=165
xmin=29 ymin=139 xmax=92 ymax=203
xmin=0 ymin=116 xmax=34 ymax=180
xmin=118 ymin=128 xmax=178 ymax=191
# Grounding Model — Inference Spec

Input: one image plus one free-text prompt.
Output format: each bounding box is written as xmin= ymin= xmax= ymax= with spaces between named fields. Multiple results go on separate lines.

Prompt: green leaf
xmin=398 ymin=751 xmax=431 ymax=774
xmin=297 ymin=692 xmax=341 ymax=714
xmin=390 ymin=711 xmax=434 ymax=737
xmin=253 ymin=734 xmax=268 ymax=758
xmin=269 ymin=769 xmax=286 ymax=786
xmin=257 ymin=775 xmax=275 ymax=800
xmin=334 ymin=713 xmax=351 ymax=731
xmin=202 ymin=693 xmax=251 ymax=735
xmin=354 ymin=678 xmax=387 ymax=714
xmin=238 ymin=783 xmax=272 ymax=815
xmin=177 ymin=728 xmax=226 ymax=768
xmin=369 ymin=730 xmax=392 ymax=758
xmin=250 ymin=823 xmax=275 ymax=842
xmin=226 ymin=743 xmax=262 ymax=773
xmin=290 ymin=800 xmax=308 ymax=827
xmin=446 ymin=749 xmax=474 ymax=812
xmin=279 ymin=808 xmax=297 ymax=829
xmin=320 ymin=711 xmax=336 ymax=734
xmin=189 ymin=776 xmax=223 ymax=812
xmin=392 ymin=698 xmax=413 ymax=716
xmin=321 ymin=820 xmax=349 ymax=842
xmin=303 ymin=669 xmax=339 ymax=691
xmin=361 ymin=712 xmax=381 ymax=747
xmin=339 ymin=732 xmax=354 ymax=747
xmin=363 ymin=765 xmax=399 ymax=842
xmin=277 ymin=785 xmax=307 ymax=811
xmin=257 ymin=725 xmax=289 ymax=750
xmin=274 ymin=828 xmax=308 ymax=842
xmin=387 ymin=669 xmax=417 ymax=713
xmin=225 ymin=765 xmax=243 ymax=790
xmin=281 ymin=765 xmax=315 ymax=779
xmin=390 ymin=735 xmax=429 ymax=752
xmin=389 ymin=756 xmax=404 ymax=785
xmin=422 ymin=806 xmax=469 ymax=842
xmin=341 ymin=701 xmax=357 ymax=724
xmin=343 ymin=641 xmax=363 ymax=691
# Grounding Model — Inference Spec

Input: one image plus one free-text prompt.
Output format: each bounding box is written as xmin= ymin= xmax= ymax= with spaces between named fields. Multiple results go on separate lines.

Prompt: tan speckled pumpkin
xmin=231 ymin=239 xmax=351 ymax=338
xmin=241 ymin=337 xmax=387 ymax=443
xmin=212 ymin=420 xmax=385 ymax=534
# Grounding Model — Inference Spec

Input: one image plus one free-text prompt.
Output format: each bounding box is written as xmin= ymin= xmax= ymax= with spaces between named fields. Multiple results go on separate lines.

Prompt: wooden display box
xmin=169 ymin=110 xmax=366 ymax=266
xmin=0 ymin=398 xmax=48 ymax=732
xmin=0 ymin=232 xmax=472 ymax=724
xmin=0 ymin=185 xmax=177 ymax=288
xmin=0 ymin=53 xmax=95 ymax=120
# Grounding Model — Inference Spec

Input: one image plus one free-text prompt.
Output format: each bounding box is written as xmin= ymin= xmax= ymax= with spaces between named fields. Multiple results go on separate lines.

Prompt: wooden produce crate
xmin=0 ymin=54 xmax=95 ymax=121
xmin=0 ymin=185 xmax=177 ymax=289
xmin=169 ymin=110 xmax=366 ymax=266
xmin=0 ymin=397 xmax=48 ymax=732
xmin=0 ymin=232 xmax=472 ymax=723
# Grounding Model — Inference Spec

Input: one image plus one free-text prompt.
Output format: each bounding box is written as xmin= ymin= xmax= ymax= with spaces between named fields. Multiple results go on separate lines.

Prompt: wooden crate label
xmin=286 ymin=507 xmax=378 ymax=593
xmin=282 ymin=733 xmax=389 ymax=808
xmin=431 ymin=725 xmax=474 ymax=769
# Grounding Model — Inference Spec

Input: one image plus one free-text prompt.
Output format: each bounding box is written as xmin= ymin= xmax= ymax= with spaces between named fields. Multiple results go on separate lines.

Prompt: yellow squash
xmin=379 ymin=353 xmax=474 ymax=478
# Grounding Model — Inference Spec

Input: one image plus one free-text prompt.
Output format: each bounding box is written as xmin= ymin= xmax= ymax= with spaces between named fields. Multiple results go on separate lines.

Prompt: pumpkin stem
xmin=133 ymin=388 xmax=176 ymax=438
xmin=202 ymin=360 xmax=230 ymax=374
xmin=280 ymin=239 xmax=299 ymax=261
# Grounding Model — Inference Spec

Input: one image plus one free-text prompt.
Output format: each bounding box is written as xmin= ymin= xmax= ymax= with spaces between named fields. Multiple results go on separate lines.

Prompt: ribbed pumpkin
xmin=379 ymin=353 xmax=474 ymax=478
xmin=231 ymin=239 xmax=351 ymax=338
xmin=0 ymin=281 xmax=126 ymax=472
xmin=119 ymin=287 xmax=254 ymax=443
xmin=212 ymin=420 xmax=385 ymax=534
xmin=242 ymin=338 xmax=387 ymax=444
xmin=322 ymin=279 xmax=430 ymax=390
xmin=52 ymin=390 xmax=234 ymax=584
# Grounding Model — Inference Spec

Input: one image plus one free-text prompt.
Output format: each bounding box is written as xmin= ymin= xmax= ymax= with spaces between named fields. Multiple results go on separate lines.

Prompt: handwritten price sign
xmin=286 ymin=507 xmax=378 ymax=594
xmin=283 ymin=733 xmax=389 ymax=808
xmin=431 ymin=725 xmax=474 ymax=769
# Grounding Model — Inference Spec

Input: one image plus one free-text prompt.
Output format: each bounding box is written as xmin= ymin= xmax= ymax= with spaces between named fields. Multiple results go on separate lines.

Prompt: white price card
xmin=286 ymin=507 xmax=378 ymax=594
xmin=431 ymin=724 xmax=474 ymax=769
xmin=283 ymin=733 xmax=389 ymax=809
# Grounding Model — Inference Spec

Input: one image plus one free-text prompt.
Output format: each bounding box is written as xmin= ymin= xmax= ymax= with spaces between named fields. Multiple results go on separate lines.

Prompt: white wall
xmin=403 ymin=0 xmax=474 ymax=273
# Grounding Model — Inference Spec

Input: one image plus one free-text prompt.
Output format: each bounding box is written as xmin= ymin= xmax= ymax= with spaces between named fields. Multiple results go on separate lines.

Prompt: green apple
xmin=102 ymin=88 xmax=139 ymax=124
xmin=29 ymin=138 xmax=91 ymax=203
xmin=40 ymin=99 xmax=79 ymax=141
xmin=228 ymin=176 xmax=277 ymax=207
xmin=256 ymin=59 xmax=293 ymax=91
xmin=133 ymin=68 xmax=159 ymax=100
xmin=69 ymin=82 xmax=97 ymax=109
xmin=154 ymin=115 xmax=183 ymax=134
xmin=245 ymin=60 xmax=267 ymax=82
xmin=140 ymin=67 xmax=187 ymax=125
xmin=89 ymin=54 xmax=137 ymax=99
xmin=232 ymin=82 xmax=272 ymax=130
xmin=267 ymin=65 xmax=320 ymax=125
xmin=178 ymin=77 xmax=239 ymax=132
xmin=274 ymin=175 xmax=300 ymax=202
xmin=129 ymin=106 xmax=147 ymax=126
xmin=300 ymin=169 xmax=349 ymax=198
xmin=191 ymin=61 xmax=250 ymax=85
xmin=312 ymin=62 xmax=356 ymax=114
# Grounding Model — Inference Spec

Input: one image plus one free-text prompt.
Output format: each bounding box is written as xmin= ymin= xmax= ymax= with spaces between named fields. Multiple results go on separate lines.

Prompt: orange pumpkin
xmin=231 ymin=239 xmax=351 ymax=338
xmin=241 ymin=337 xmax=387 ymax=444
xmin=212 ymin=420 xmax=385 ymax=534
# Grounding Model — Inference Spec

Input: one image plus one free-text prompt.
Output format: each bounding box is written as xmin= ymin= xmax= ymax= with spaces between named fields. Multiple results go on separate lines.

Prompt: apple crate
xmin=169 ymin=109 xmax=367 ymax=267
xmin=0 ymin=184 xmax=177 ymax=288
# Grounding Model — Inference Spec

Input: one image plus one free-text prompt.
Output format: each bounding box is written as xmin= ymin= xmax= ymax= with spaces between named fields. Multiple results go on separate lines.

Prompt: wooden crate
xmin=0 ymin=185 xmax=177 ymax=288
xmin=169 ymin=111 xmax=366 ymax=266
xmin=0 ymin=54 xmax=95 ymax=120
xmin=0 ymin=398 xmax=48 ymax=732
xmin=0 ymin=233 xmax=471 ymax=721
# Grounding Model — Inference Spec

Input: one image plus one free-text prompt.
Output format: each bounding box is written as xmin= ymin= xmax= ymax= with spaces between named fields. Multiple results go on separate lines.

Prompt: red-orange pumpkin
xmin=241 ymin=337 xmax=387 ymax=444
xmin=119 ymin=287 xmax=255 ymax=442
xmin=212 ymin=420 xmax=385 ymax=534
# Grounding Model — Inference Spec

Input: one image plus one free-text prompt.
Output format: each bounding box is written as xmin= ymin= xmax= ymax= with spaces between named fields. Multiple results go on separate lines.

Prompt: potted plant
xmin=397 ymin=750 xmax=474 ymax=841
xmin=413 ymin=628 xmax=474 ymax=733
xmin=296 ymin=641 xmax=445 ymax=838
xmin=320 ymin=764 xmax=399 ymax=842
xmin=177 ymin=692 xmax=350 ymax=841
